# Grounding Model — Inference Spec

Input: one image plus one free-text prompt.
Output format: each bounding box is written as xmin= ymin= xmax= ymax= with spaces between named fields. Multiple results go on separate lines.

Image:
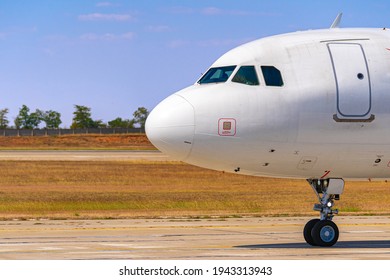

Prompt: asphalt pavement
xmin=0 ymin=216 xmax=389 ymax=260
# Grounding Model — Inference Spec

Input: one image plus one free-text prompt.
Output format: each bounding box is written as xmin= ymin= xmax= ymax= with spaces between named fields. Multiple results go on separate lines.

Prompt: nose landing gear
xmin=304 ymin=178 xmax=344 ymax=247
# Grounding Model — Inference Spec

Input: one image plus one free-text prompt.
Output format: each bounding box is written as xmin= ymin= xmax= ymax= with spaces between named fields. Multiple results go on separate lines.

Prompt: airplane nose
xmin=145 ymin=94 xmax=195 ymax=161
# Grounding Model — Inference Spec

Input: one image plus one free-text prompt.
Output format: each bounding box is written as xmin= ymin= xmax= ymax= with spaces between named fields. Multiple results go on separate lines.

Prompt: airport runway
xmin=0 ymin=216 xmax=390 ymax=260
xmin=0 ymin=150 xmax=171 ymax=161
xmin=0 ymin=151 xmax=389 ymax=259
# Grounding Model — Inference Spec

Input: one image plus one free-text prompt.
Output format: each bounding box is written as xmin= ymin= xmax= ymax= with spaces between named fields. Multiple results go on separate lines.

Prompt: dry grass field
xmin=0 ymin=160 xmax=389 ymax=220
xmin=0 ymin=134 xmax=154 ymax=150
xmin=0 ymin=134 xmax=389 ymax=220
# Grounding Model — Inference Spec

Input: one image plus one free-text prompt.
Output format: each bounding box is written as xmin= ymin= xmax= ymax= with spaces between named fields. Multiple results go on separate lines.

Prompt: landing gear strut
xmin=304 ymin=178 xmax=344 ymax=247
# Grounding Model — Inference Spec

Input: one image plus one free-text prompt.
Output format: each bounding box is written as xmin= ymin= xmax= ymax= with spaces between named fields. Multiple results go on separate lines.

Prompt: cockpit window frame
xmin=197 ymin=65 xmax=237 ymax=84
xmin=261 ymin=65 xmax=284 ymax=87
xmin=232 ymin=65 xmax=260 ymax=86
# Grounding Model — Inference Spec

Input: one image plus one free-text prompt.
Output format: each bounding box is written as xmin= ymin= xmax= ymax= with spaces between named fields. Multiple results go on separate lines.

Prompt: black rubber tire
xmin=311 ymin=220 xmax=339 ymax=247
xmin=303 ymin=219 xmax=320 ymax=246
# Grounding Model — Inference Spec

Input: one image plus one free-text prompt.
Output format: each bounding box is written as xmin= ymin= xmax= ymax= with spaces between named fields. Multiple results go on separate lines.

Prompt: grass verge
xmin=0 ymin=134 xmax=156 ymax=150
xmin=0 ymin=160 xmax=389 ymax=220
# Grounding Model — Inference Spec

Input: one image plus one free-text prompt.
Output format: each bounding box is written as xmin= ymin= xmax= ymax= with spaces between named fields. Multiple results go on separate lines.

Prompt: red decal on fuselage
xmin=321 ymin=170 xmax=331 ymax=178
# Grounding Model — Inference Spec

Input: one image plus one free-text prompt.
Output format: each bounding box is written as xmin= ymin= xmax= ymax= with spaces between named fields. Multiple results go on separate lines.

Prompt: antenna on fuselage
xmin=330 ymin=13 xmax=343 ymax=28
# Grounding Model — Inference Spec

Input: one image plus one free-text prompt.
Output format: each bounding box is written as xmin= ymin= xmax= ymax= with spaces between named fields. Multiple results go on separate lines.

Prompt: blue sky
xmin=0 ymin=0 xmax=389 ymax=127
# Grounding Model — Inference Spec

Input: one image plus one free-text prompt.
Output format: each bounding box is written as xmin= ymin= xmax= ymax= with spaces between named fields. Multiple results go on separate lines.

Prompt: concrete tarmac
xmin=0 ymin=151 xmax=389 ymax=259
xmin=0 ymin=216 xmax=390 ymax=260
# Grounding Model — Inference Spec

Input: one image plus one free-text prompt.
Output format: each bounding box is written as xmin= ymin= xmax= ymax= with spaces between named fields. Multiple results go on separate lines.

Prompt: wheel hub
xmin=320 ymin=226 xmax=335 ymax=242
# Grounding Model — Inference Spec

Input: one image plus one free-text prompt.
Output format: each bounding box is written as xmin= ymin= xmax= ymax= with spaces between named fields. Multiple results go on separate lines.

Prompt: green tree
xmin=0 ymin=108 xmax=9 ymax=129
xmin=29 ymin=109 xmax=44 ymax=128
xmin=133 ymin=107 xmax=149 ymax=128
xmin=42 ymin=110 xmax=62 ymax=129
xmin=14 ymin=105 xmax=42 ymax=129
xmin=92 ymin=119 xmax=106 ymax=128
xmin=71 ymin=105 xmax=95 ymax=129
xmin=14 ymin=105 xmax=29 ymax=129
xmin=108 ymin=117 xmax=134 ymax=128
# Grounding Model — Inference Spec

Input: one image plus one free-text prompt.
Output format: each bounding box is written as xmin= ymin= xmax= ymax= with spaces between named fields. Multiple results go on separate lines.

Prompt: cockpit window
xmin=261 ymin=66 xmax=284 ymax=87
xmin=232 ymin=66 xmax=259 ymax=86
xmin=198 ymin=66 xmax=236 ymax=84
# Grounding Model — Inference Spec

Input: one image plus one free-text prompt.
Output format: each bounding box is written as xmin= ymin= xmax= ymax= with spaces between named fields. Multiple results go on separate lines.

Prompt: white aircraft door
xmin=328 ymin=43 xmax=372 ymax=120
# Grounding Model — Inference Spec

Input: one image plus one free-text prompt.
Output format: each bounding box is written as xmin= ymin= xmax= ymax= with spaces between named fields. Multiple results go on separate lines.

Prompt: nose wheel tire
xmin=303 ymin=219 xmax=320 ymax=246
xmin=311 ymin=220 xmax=339 ymax=247
xmin=304 ymin=219 xmax=339 ymax=247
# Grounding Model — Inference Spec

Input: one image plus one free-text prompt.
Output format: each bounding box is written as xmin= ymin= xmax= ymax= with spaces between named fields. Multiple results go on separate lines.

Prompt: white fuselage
xmin=146 ymin=28 xmax=390 ymax=180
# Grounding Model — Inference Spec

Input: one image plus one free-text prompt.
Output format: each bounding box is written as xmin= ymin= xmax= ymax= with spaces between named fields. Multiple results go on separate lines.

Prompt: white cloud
xmin=167 ymin=6 xmax=194 ymax=14
xmin=80 ymin=32 xmax=135 ymax=41
xmin=223 ymin=9 xmax=280 ymax=17
xmin=96 ymin=2 xmax=115 ymax=7
xmin=78 ymin=13 xmax=133 ymax=22
xmin=146 ymin=25 xmax=171 ymax=33
xmin=121 ymin=32 xmax=135 ymax=40
xmin=167 ymin=37 xmax=253 ymax=49
xmin=80 ymin=33 xmax=99 ymax=40
xmin=44 ymin=34 xmax=68 ymax=42
xmin=201 ymin=7 xmax=222 ymax=16
xmin=168 ymin=6 xmax=276 ymax=17
xmin=167 ymin=39 xmax=190 ymax=49
xmin=198 ymin=38 xmax=252 ymax=47
xmin=0 ymin=26 xmax=38 ymax=40
xmin=201 ymin=7 xmax=256 ymax=16
xmin=196 ymin=39 xmax=237 ymax=47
